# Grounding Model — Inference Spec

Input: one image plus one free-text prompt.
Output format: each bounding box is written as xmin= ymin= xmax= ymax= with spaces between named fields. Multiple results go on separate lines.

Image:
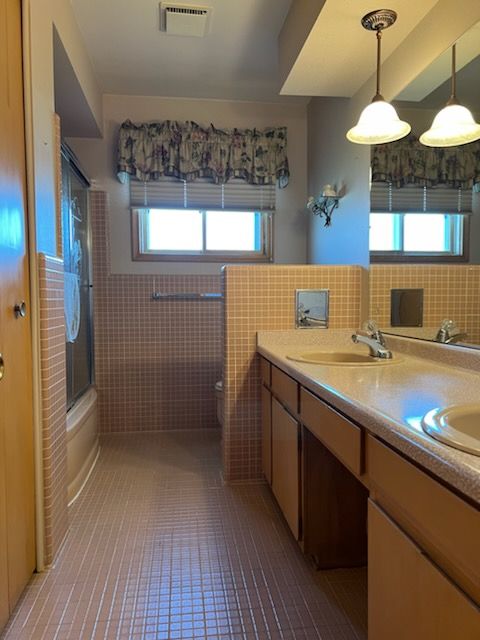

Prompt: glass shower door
xmin=61 ymin=149 xmax=94 ymax=409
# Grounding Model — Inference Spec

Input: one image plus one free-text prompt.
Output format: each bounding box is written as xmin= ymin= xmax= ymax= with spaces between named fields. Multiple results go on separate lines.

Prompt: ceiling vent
xmin=160 ymin=3 xmax=212 ymax=37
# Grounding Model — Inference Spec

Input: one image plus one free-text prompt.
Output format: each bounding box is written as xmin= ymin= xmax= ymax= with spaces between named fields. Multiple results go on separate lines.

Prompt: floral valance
xmin=117 ymin=120 xmax=290 ymax=188
xmin=371 ymin=135 xmax=480 ymax=190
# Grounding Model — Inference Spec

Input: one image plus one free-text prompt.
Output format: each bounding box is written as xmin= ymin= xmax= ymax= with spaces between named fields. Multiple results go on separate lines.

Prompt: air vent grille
xmin=166 ymin=7 xmax=208 ymax=16
xmin=160 ymin=3 xmax=212 ymax=37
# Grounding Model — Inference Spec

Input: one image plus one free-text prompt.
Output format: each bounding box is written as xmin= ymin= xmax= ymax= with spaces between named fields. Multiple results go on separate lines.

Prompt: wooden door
xmin=271 ymin=398 xmax=299 ymax=539
xmin=0 ymin=0 xmax=35 ymax=626
xmin=368 ymin=500 xmax=480 ymax=639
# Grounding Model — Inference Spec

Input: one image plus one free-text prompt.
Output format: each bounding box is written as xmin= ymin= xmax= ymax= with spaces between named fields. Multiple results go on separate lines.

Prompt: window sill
xmin=370 ymin=254 xmax=468 ymax=264
xmin=132 ymin=253 xmax=273 ymax=263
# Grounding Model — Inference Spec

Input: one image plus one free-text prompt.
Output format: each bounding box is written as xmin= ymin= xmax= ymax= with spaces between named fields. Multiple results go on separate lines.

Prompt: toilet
xmin=214 ymin=380 xmax=223 ymax=426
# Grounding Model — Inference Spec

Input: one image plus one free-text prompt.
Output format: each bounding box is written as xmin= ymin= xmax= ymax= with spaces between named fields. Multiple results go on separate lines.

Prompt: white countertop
xmin=257 ymin=330 xmax=480 ymax=506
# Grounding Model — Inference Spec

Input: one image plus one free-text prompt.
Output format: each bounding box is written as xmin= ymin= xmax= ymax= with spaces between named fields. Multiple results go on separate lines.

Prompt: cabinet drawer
xmin=300 ymin=388 xmax=362 ymax=476
xmin=367 ymin=435 xmax=480 ymax=605
xmin=271 ymin=366 xmax=298 ymax=415
xmin=369 ymin=500 xmax=480 ymax=640
xmin=260 ymin=357 xmax=271 ymax=387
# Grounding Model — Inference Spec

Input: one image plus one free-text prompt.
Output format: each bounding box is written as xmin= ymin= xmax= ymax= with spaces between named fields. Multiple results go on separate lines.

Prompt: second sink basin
xmin=286 ymin=351 xmax=399 ymax=366
xmin=422 ymin=404 xmax=480 ymax=457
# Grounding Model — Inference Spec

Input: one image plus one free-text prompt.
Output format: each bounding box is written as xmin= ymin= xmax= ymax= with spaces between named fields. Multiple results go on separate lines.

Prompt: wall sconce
xmin=306 ymin=185 xmax=343 ymax=227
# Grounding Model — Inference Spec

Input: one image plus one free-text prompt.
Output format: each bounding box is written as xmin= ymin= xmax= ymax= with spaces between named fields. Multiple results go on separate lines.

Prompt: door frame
xmin=21 ymin=0 xmax=45 ymax=572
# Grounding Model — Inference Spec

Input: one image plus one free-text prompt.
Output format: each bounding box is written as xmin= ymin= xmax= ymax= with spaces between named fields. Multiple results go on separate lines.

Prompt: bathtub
xmin=66 ymin=387 xmax=100 ymax=505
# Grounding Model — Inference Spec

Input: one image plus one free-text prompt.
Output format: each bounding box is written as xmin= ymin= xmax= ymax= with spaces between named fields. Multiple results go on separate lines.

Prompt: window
xmin=369 ymin=182 xmax=471 ymax=262
xmin=369 ymin=212 xmax=467 ymax=261
xmin=130 ymin=177 xmax=274 ymax=262
xmin=132 ymin=208 xmax=271 ymax=262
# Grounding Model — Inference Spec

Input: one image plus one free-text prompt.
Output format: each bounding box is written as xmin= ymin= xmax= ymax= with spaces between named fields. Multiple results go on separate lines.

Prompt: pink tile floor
xmin=1 ymin=431 xmax=367 ymax=639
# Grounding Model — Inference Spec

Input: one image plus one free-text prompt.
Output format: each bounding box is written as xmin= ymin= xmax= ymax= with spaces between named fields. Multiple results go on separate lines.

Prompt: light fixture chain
xmin=451 ymin=44 xmax=456 ymax=100
xmin=376 ymin=30 xmax=382 ymax=98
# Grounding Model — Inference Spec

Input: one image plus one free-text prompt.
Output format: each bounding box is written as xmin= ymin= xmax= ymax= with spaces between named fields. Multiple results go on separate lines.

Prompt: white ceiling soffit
xmin=279 ymin=0 xmax=440 ymax=97
xmin=70 ymin=0 xmax=304 ymax=103
xmin=53 ymin=28 xmax=102 ymax=138
xmin=395 ymin=21 xmax=480 ymax=102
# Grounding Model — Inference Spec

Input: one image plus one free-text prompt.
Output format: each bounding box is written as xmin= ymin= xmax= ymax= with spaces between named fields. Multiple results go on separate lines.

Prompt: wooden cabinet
xmin=271 ymin=397 xmax=300 ymax=539
xmin=367 ymin=434 xmax=480 ymax=604
xmin=300 ymin=388 xmax=363 ymax=477
xmin=260 ymin=357 xmax=271 ymax=387
xmin=259 ymin=355 xmax=480 ymax=637
xmin=261 ymin=357 xmax=368 ymax=565
xmin=368 ymin=500 xmax=480 ymax=640
xmin=261 ymin=385 xmax=272 ymax=485
xmin=271 ymin=366 xmax=298 ymax=415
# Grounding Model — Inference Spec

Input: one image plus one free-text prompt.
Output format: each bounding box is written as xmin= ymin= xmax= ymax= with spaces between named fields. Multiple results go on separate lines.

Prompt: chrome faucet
xmin=351 ymin=320 xmax=392 ymax=359
xmin=297 ymin=303 xmax=327 ymax=328
xmin=435 ymin=319 xmax=467 ymax=344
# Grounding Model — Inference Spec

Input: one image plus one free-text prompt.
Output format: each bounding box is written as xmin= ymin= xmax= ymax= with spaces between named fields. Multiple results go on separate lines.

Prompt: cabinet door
xmin=261 ymin=385 xmax=272 ymax=485
xmin=272 ymin=398 xmax=300 ymax=539
xmin=369 ymin=500 xmax=480 ymax=640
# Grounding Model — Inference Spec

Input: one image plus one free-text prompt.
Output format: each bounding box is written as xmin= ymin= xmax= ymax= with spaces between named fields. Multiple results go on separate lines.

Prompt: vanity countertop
xmin=257 ymin=330 xmax=480 ymax=506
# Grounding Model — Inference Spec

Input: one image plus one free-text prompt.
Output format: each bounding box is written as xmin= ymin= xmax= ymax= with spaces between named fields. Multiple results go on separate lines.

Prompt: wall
xmin=307 ymin=97 xmax=370 ymax=267
xmin=222 ymin=264 xmax=366 ymax=482
xmin=38 ymin=255 xmax=68 ymax=565
xmin=370 ymin=264 xmax=480 ymax=345
xmin=25 ymin=0 xmax=102 ymax=256
xmin=69 ymin=94 xmax=308 ymax=275
xmin=90 ymin=192 xmax=222 ymax=433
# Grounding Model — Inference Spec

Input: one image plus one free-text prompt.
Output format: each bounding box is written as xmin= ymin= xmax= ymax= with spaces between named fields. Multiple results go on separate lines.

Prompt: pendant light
xmin=420 ymin=44 xmax=480 ymax=147
xmin=346 ymin=9 xmax=411 ymax=145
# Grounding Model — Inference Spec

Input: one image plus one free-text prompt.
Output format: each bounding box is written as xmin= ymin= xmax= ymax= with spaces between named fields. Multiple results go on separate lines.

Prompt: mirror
xmin=369 ymin=22 xmax=480 ymax=348
xmin=295 ymin=289 xmax=329 ymax=328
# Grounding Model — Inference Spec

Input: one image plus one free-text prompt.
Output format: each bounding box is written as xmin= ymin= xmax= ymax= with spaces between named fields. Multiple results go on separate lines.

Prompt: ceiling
xmin=70 ymin=0 xmax=297 ymax=102
xmin=396 ymin=54 xmax=480 ymax=113
xmin=395 ymin=22 xmax=480 ymax=110
xmin=70 ymin=0 xmax=476 ymax=105
xmin=279 ymin=0 xmax=440 ymax=97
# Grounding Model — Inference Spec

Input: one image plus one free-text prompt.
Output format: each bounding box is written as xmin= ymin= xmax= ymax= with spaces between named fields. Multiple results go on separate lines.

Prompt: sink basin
xmin=422 ymin=404 xmax=480 ymax=456
xmin=286 ymin=351 xmax=399 ymax=366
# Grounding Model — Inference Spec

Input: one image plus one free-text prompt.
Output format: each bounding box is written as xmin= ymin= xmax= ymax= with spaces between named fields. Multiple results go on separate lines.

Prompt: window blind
xmin=130 ymin=177 xmax=276 ymax=211
xmin=370 ymin=182 xmax=472 ymax=214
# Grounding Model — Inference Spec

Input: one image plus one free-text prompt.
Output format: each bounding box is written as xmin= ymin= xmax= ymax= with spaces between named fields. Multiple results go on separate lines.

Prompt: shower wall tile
xmin=38 ymin=254 xmax=69 ymax=565
xmin=222 ymin=264 xmax=365 ymax=482
xmin=370 ymin=264 xmax=480 ymax=344
xmin=90 ymin=192 xmax=222 ymax=433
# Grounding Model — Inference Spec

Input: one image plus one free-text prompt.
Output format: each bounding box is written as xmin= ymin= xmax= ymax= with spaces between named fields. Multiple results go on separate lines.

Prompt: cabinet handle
xmin=0 ymin=353 xmax=4 ymax=381
xmin=14 ymin=301 xmax=27 ymax=318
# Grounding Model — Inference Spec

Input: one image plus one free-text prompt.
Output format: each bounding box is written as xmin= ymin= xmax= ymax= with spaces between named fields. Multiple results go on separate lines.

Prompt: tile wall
xmin=222 ymin=265 xmax=366 ymax=482
xmin=90 ymin=192 xmax=222 ymax=433
xmin=370 ymin=264 xmax=480 ymax=344
xmin=38 ymin=254 xmax=69 ymax=564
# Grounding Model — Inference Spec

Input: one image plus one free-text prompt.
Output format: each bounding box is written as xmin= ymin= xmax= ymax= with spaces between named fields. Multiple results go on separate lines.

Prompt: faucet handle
xmin=439 ymin=319 xmax=456 ymax=331
xmin=362 ymin=319 xmax=386 ymax=345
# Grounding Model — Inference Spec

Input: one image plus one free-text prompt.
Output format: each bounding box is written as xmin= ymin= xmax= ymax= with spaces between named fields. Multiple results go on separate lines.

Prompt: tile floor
xmin=2 ymin=430 xmax=367 ymax=640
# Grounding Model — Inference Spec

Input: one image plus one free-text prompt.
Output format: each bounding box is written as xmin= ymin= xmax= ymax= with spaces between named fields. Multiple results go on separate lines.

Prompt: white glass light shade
xmin=419 ymin=103 xmax=480 ymax=147
xmin=346 ymin=100 xmax=411 ymax=145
